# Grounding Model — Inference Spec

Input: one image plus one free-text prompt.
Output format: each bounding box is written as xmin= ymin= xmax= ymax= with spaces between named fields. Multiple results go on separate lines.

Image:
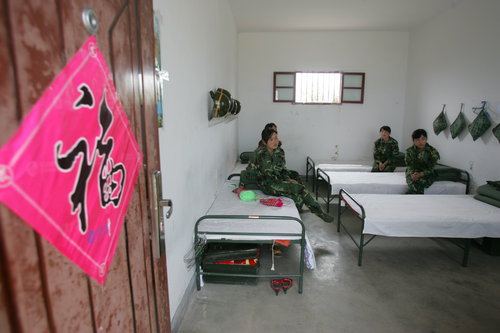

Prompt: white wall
xmin=153 ymin=0 xmax=500 ymax=325
xmin=153 ymin=0 xmax=238 ymax=322
xmin=237 ymin=31 xmax=409 ymax=173
xmin=404 ymin=0 xmax=500 ymax=191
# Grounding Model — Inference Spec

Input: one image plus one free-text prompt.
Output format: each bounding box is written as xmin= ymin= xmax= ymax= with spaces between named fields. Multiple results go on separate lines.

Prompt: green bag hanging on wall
xmin=450 ymin=111 xmax=467 ymax=139
xmin=492 ymin=123 xmax=500 ymax=143
xmin=433 ymin=107 xmax=448 ymax=135
xmin=468 ymin=110 xmax=491 ymax=141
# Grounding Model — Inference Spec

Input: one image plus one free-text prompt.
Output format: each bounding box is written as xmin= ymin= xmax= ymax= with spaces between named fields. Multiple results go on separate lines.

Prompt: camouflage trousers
xmin=406 ymin=176 xmax=435 ymax=194
xmin=371 ymin=162 xmax=396 ymax=172
xmin=288 ymin=170 xmax=302 ymax=183
xmin=260 ymin=181 xmax=321 ymax=213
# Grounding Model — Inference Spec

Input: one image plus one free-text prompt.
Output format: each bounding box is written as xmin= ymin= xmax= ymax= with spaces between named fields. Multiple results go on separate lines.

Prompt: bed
xmin=305 ymin=156 xmax=406 ymax=191
xmin=315 ymin=165 xmax=470 ymax=212
xmin=194 ymin=179 xmax=315 ymax=293
xmin=337 ymin=190 xmax=500 ymax=266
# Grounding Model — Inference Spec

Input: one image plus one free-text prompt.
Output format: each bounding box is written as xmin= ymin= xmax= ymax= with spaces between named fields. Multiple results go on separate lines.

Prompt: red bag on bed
xmin=259 ymin=198 xmax=283 ymax=207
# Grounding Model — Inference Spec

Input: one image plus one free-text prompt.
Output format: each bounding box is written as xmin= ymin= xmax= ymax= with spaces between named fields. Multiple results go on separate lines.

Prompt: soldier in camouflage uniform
xmin=372 ymin=125 xmax=400 ymax=172
xmin=405 ymin=129 xmax=440 ymax=194
xmin=256 ymin=123 xmax=301 ymax=182
xmin=254 ymin=128 xmax=334 ymax=222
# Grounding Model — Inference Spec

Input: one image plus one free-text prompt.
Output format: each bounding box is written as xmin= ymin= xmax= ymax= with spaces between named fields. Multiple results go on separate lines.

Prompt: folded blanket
xmin=477 ymin=184 xmax=500 ymax=201
xmin=474 ymin=194 xmax=500 ymax=208
xmin=487 ymin=180 xmax=500 ymax=190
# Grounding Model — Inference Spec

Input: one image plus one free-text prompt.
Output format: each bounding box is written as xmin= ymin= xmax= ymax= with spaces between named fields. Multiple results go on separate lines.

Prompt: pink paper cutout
xmin=0 ymin=36 xmax=143 ymax=285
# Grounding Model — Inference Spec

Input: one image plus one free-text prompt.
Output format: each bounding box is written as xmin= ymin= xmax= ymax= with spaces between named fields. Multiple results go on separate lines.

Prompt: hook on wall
xmin=82 ymin=7 xmax=99 ymax=35
xmin=472 ymin=101 xmax=487 ymax=115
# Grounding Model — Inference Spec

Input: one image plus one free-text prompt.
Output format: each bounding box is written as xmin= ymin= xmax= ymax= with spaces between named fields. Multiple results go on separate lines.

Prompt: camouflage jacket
xmin=253 ymin=147 xmax=291 ymax=186
xmin=373 ymin=137 xmax=399 ymax=165
xmin=405 ymin=143 xmax=440 ymax=178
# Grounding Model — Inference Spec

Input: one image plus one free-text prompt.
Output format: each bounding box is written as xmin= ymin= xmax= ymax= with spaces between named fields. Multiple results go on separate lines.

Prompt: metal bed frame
xmin=194 ymin=215 xmax=306 ymax=293
xmin=337 ymin=189 xmax=472 ymax=267
xmin=315 ymin=164 xmax=470 ymax=213
xmin=194 ymin=175 xmax=307 ymax=293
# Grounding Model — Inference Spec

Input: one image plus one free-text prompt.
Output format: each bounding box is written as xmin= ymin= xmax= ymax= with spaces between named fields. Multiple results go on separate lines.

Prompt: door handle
xmin=151 ymin=170 xmax=172 ymax=258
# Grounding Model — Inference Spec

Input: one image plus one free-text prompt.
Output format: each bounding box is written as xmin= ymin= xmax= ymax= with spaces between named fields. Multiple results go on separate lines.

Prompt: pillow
xmin=468 ymin=110 xmax=491 ymax=141
xmin=433 ymin=110 xmax=448 ymax=135
xmin=450 ymin=111 xmax=466 ymax=139
xmin=239 ymin=151 xmax=255 ymax=164
xmin=492 ymin=123 xmax=500 ymax=143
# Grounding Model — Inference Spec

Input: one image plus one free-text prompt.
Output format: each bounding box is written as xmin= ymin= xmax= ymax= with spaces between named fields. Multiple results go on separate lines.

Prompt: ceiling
xmin=227 ymin=0 xmax=464 ymax=32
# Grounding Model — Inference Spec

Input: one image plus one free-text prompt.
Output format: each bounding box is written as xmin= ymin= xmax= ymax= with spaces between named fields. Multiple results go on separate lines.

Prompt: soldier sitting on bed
xmin=405 ymin=129 xmax=440 ymax=194
xmin=256 ymin=122 xmax=301 ymax=183
xmin=372 ymin=125 xmax=400 ymax=172
xmin=253 ymin=127 xmax=334 ymax=223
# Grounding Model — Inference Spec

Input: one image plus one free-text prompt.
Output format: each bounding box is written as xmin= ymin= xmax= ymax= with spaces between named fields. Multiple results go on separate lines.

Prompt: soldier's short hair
xmin=380 ymin=125 xmax=391 ymax=133
xmin=262 ymin=128 xmax=277 ymax=143
xmin=412 ymin=129 xmax=427 ymax=140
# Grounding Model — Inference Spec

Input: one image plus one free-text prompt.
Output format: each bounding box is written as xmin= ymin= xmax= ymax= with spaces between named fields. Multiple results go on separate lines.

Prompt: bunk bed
xmin=337 ymin=189 xmax=500 ymax=266
xmin=194 ymin=179 xmax=313 ymax=293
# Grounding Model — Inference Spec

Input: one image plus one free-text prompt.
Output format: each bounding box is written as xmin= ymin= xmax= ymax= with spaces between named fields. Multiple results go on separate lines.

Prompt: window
xmin=273 ymin=71 xmax=365 ymax=104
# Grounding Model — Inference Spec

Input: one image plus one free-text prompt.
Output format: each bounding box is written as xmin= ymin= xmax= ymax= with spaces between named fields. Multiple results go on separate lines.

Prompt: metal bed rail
xmin=315 ymin=167 xmax=336 ymax=213
xmin=305 ymin=156 xmax=316 ymax=191
xmin=337 ymin=188 xmax=472 ymax=267
xmin=194 ymin=214 xmax=306 ymax=293
xmin=227 ymin=173 xmax=240 ymax=180
xmin=435 ymin=163 xmax=471 ymax=194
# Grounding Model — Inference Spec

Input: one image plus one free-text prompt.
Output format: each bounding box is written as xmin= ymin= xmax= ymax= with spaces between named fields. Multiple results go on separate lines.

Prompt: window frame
xmin=273 ymin=71 xmax=295 ymax=103
xmin=273 ymin=71 xmax=365 ymax=104
xmin=341 ymin=72 xmax=365 ymax=104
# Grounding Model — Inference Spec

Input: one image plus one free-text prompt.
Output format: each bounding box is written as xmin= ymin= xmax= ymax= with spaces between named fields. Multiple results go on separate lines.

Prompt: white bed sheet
xmin=314 ymin=160 xmax=405 ymax=173
xmin=343 ymin=194 xmax=500 ymax=238
xmin=322 ymin=171 xmax=466 ymax=195
xmin=198 ymin=180 xmax=302 ymax=239
xmin=197 ymin=180 xmax=316 ymax=269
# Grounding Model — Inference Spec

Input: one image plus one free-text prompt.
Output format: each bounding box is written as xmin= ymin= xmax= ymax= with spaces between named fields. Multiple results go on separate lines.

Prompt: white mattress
xmin=198 ymin=180 xmax=303 ymax=240
xmin=322 ymin=171 xmax=466 ymax=195
xmin=197 ymin=180 xmax=316 ymax=269
xmin=342 ymin=194 xmax=500 ymax=238
xmin=314 ymin=160 xmax=405 ymax=173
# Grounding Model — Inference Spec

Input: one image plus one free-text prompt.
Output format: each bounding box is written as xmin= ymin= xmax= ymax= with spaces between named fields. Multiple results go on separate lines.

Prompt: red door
xmin=0 ymin=1 xmax=170 ymax=332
